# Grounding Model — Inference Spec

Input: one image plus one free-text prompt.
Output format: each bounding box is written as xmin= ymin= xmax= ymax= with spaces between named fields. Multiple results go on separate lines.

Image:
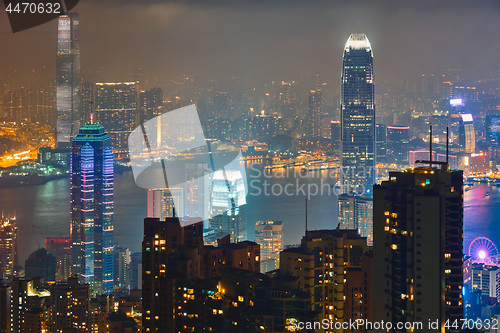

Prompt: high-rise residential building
xmin=459 ymin=113 xmax=475 ymax=153
xmin=0 ymin=280 xmax=11 ymax=333
xmin=375 ymin=124 xmax=386 ymax=163
xmin=130 ymin=252 xmax=142 ymax=290
xmin=308 ymin=90 xmax=322 ymax=138
xmin=139 ymin=87 xmax=163 ymax=123
xmin=338 ymin=194 xmax=373 ymax=245
xmin=25 ymin=248 xmax=56 ymax=282
xmin=147 ymin=188 xmax=185 ymax=220
xmin=386 ymin=125 xmax=410 ymax=165
xmin=0 ymin=218 xmax=17 ymax=281
xmin=209 ymin=170 xmax=247 ymax=243
xmin=142 ymin=216 xmax=204 ymax=332
xmin=113 ymin=244 xmax=131 ymax=288
xmin=45 ymin=276 xmax=90 ymax=332
xmin=211 ymin=92 xmax=230 ymax=120
xmin=280 ymin=228 xmax=367 ymax=333
xmin=373 ymin=164 xmax=463 ymax=333
xmin=71 ymin=121 xmax=114 ymax=295
xmin=254 ymin=221 xmax=283 ymax=272
xmin=45 ymin=237 xmax=71 ymax=281
xmin=95 ymin=82 xmax=138 ymax=157
xmin=340 ymin=34 xmax=375 ymax=196
xmin=244 ymin=114 xmax=278 ymax=142
xmin=56 ymin=13 xmax=81 ymax=147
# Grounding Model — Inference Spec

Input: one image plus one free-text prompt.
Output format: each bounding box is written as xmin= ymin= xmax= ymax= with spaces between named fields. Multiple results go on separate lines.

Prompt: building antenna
xmin=446 ymin=124 xmax=449 ymax=171
xmin=429 ymin=125 xmax=432 ymax=168
xmin=89 ymin=101 xmax=94 ymax=124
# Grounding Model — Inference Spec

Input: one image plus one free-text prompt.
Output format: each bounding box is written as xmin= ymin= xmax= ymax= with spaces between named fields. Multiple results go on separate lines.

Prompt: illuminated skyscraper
xmin=0 ymin=218 xmax=17 ymax=281
xmin=459 ymin=114 xmax=475 ymax=153
xmin=71 ymin=121 xmax=114 ymax=295
xmin=56 ymin=13 xmax=81 ymax=147
xmin=209 ymin=170 xmax=247 ymax=243
xmin=340 ymin=34 xmax=375 ymax=195
xmin=255 ymin=221 xmax=283 ymax=272
xmin=308 ymin=90 xmax=322 ymax=138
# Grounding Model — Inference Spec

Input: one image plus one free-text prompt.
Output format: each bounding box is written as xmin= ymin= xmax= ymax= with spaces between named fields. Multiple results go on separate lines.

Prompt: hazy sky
xmin=1 ymin=0 xmax=499 ymax=88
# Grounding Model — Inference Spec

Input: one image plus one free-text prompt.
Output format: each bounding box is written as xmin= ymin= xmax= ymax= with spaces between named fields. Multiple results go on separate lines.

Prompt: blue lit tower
xmin=56 ymin=13 xmax=81 ymax=147
xmin=340 ymin=34 xmax=375 ymax=195
xmin=71 ymin=118 xmax=114 ymax=295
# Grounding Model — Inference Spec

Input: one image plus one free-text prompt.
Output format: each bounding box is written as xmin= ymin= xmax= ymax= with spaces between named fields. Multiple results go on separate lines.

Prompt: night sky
xmin=1 ymin=0 xmax=499 ymax=90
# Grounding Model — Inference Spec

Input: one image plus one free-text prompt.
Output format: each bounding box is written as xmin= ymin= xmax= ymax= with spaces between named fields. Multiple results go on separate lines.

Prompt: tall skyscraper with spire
xmin=56 ymin=12 xmax=81 ymax=147
xmin=340 ymin=34 xmax=375 ymax=196
xmin=71 ymin=113 xmax=114 ymax=295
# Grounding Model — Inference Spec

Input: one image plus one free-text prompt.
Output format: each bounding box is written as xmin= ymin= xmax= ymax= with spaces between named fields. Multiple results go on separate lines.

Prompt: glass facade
xmin=209 ymin=170 xmax=247 ymax=243
xmin=341 ymin=34 xmax=375 ymax=196
xmin=71 ymin=123 xmax=114 ymax=295
xmin=56 ymin=13 xmax=81 ymax=146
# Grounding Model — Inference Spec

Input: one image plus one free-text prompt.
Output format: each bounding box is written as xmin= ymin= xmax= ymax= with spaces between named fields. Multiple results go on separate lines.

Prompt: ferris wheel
xmin=468 ymin=237 xmax=500 ymax=265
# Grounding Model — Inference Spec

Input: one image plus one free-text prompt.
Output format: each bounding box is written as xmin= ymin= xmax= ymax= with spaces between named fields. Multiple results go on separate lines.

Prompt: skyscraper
xmin=255 ymin=221 xmax=283 ymax=272
xmin=95 ymin=82 xmax=138 ymax=157
xmin=386 ymin=125 xmax=410 ymax=164
xmin=373 ymin=164 xmax=463 ymax=333
xmin=0 ymin=218 xmax=17 ymax=281
xmin=340 ymin=34 xmax=375 ymax=196
xmin=56 ymin=13 xmax=81 ymax=147
xmin=71 ymin=121 xmax=114 ymax=295
xmin=375 ymin=124 xmax=386 ymax=163
xmin=338 ymin=194 xmax=373 ymax=245
xmin=459 ymin=113 xmax=475 ymax=153
xmin=209 ymin=170 xmax=247 ymax=243
xmin=308 ymin=90 xmax=322 ymax=138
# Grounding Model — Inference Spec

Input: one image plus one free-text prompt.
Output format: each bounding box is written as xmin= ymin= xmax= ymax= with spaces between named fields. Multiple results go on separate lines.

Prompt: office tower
xmin=142 ymin=216 xmax=204 ymax=332
xmin=373 ymin=164 xmax=463 ymax=333
xmin=95 ymin=82 xmax=138 ymax=157
xmin=56 ymin=13 xmax=81 ymax=147
xmin=0 ymin=218 xmax=17 ymax=281
xmin=113 ymin=244 xmax=131 ymax=288
xmin=71 ymin=121 xmax=114 ymax=295
xmin=280 ymin=228 xmax=367 ymax=332
xmin=209 ymin=170 xmax=247 ymax=243
xmin=130 ymin=252 xmax=142 ymax=290
xmin=331 ymin=121 xmax=341 ymax=155
xmin=308 ymin=90 xmax=322 ymax=138
xmin=25 ymin=248 xmax=56 ymax=282
xmin=255 ymin=221 xmax=283 ymax=272
xmin=386 ymin=125 xmax=410 ymax=164
xmin=45 ymin=237 xmax=71 ymax=281
xmin=463 ymin=259 xmax=500 ymax=300
xmin=338 ymin=194 xmax=374 ymax=245
xmin=375 ymin=124 xmax=386 ymax=163
xmin=140 ymin=87 xmax=163 ymax=123
xmin=459 ymin=114 xmax=476 ymax=153
xmin=81 ymin=81 xmax=94 ymax=124
xmin=340 ymin=34 xmax=375 ymax=195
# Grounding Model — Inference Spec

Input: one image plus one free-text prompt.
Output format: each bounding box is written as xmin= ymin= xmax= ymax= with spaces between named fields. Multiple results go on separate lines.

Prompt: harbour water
xmin=0 ymin=166 xmax=492 ymax=264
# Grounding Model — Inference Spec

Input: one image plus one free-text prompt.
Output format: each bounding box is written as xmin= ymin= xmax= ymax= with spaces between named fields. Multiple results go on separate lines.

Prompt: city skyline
xmin=0 ymin=2 xmax=499 ymax=332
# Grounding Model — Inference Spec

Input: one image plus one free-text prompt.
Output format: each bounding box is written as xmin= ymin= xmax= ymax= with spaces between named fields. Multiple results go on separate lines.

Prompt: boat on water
xmin=485 ymin=192 xmax=490 ymax=197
